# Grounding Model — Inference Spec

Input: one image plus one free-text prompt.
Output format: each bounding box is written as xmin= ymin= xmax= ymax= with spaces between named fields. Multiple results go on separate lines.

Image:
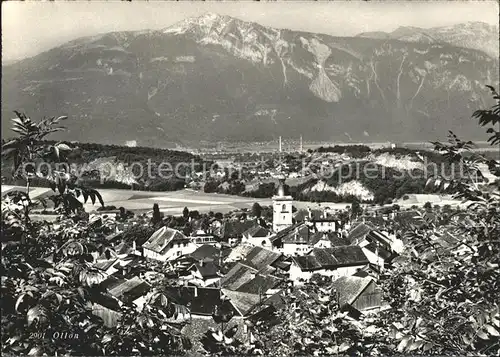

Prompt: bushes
xmin=80 ymin=179 xmax=132 ymax=190
xmin=97 ymin=205 xmax=117 ymax=211
xmin=204 ymin=180 xmax=219 ymax=193
xmin=243 ymin=182 xmax=276 ymax=198
xmin=316 ymin=145 xmax=371 ymax=157
xmin=296 ymin=162 xmax=427 ymax=204
xmin=148 ymin=178 xmax=185 ymax=192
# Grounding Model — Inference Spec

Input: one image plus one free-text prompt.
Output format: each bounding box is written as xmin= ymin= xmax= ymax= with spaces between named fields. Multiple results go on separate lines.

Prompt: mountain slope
xmin=2 ymin=14 xmax=499 ymax=146
xmin=357 ymin=22 xmax=499 ymax=58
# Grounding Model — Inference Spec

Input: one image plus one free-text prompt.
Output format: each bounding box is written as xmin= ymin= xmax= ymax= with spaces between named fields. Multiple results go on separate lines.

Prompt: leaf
xmin=408 ymin=340 xmax=424 ymax=351
xmin=48 ymin=276 xmax=65 ymax=287
xmin=15 ymin=294 xmax=28 ymax=312
xmin=397 ymin=336 xmax=412 ymax=352
xmin=82 ymin=190 xmax=89 ymax=203
xmin=27 ymin=305 xmax=48 ymax=327
xmin=422 ymin=342 xmax=433 ymax=352
xmin=158 ymin=294 xmax=169 ymax=307
xmin=77 ymin=287 xmax=86 ymax=300
xmin=53 ymin=145 xmax=60 ymax=161
xmin=28 ymin=346 xmax=43 ymax=356
xmin=57 ymin=178 xmax=66 ymax=195
xmin=6 ymin=335 xmax=21 ymax=345
xmin=484 ymin=324 xmax=500 ymax=336
xmin=476 ymin=330 xmax=489 ymax=340
xmin=102 ymin=334 xmax=113 ymax=344
xmin=94 ymin=190 xmax=104 ymax=206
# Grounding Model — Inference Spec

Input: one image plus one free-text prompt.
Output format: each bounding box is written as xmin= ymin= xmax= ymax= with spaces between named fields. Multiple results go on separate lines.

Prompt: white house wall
xmin=242 ymin=236 xmax=273 ymax=248
xmin=283 ymin=243 xmax=311 ymax=256
xmin=314 ymin=222 xmax=336 ymax=232
xmin=361 ymin=247 xmax=385 ymax=271
xmin=143 ymin=242 xmax=197 ymax=262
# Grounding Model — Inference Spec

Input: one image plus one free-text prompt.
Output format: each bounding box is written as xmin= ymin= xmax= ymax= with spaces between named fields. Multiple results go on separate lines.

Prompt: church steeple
xmin=277 ymin=177 xmax=285 ymax=197
xmin=272 ymin=177 xmax=293 ymax=232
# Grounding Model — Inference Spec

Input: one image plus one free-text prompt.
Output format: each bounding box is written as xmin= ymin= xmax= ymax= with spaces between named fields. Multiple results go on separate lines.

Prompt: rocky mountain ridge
xmin=357 ymin=21 xmax=499 ymax=58
xmin=2 ymin=13 xmax=498 ymax=146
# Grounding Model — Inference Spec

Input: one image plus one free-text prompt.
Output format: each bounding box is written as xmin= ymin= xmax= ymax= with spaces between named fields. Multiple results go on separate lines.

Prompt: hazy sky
xmin=2 ymin=0 xmax=498 ymax=62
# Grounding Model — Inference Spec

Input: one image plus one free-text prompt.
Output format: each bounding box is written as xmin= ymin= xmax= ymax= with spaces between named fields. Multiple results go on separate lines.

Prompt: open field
xmin=1 ymin=186 xmax=272 ymax=216
xmin=2 ymin=185 xmax=469 ymax=219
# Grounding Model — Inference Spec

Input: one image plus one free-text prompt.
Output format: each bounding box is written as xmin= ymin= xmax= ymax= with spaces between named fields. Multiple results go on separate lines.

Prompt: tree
xmin=152 ymin=203 xmax=162 ymax=225
xmin=374 ymin=86 xmax=500 ymax=355
xmin=204 ymin=180 xmax=219 ymax=193
xmin=247 ymin=276 xmax=386 ymax=356
xmin=214 ymin=212 xmax=223 ymax=220
xmin=350 ymin=200 xmax=362 ymax=219
xmin=1 ymin=112 xmax=191 ymax=356
xmin=423 ymin=201 xmax=432 ymax=211
xmin=189 ymin=210 xmax=200 ymax=220
xmin=252 ymin=202 xmax=262 ymax=218
xmin=182 ymin=207 xmax=189 ymax=219
xmin=2 ymin=111 xmax=68 ymax=200
xmin=100 ymin=290 xmax=191 ymax=355
xmin=472 ymin=85 xmax=500 ymax=148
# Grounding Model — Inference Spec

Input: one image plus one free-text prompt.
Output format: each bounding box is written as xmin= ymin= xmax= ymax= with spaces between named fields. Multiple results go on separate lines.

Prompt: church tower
xmin=272 ymin=177 xmax=293 ymax=232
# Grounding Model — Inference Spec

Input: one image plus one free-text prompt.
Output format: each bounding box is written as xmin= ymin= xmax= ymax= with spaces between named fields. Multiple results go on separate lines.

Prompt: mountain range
xmin=2 ymin=13 xmax=499 ymax=146
xmin=357 ymin=22 xmax=498 ymax=58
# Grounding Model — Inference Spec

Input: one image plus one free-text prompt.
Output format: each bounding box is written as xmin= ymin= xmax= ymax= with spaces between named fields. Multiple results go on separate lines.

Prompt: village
xmin=67 ymin=173 xmax=472 ymax=353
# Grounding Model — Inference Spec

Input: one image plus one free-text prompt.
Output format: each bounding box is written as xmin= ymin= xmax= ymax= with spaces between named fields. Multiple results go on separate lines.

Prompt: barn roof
xmin=142 ymin=226 xmax=188 ymax=254
xmin=292 ymin=246 xmax=368 ymax=272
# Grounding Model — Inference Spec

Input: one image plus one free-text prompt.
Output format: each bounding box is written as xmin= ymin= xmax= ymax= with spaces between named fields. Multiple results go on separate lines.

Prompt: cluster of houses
xmin=84 ymin=180 xmax=406 ymax=351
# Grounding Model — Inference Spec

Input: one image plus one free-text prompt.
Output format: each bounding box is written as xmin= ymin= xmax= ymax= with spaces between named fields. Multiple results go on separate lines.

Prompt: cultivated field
xmin=1 ymin=186 xmax=272 ymax=216
xmin=2 ymin=185 xmax=468 ymax=217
